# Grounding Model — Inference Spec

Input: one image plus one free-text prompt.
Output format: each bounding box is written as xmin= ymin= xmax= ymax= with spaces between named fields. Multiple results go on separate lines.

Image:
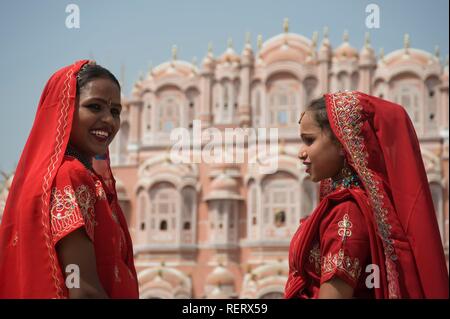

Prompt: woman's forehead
xmin=299 ymin=111 xmax=320 ymax=133
xmin=79 ymin=78 xmax=120 ymax=100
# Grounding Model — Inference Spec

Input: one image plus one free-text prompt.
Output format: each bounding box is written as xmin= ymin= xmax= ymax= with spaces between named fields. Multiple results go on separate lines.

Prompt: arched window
xmin=149 ymin=182 xmax=179 ymax=243
xmin=262 ymin=174 xmax=300 ymax=233
xmin=391 ymin=76 xmax=422 ymax=134
xmin=158 ymin=93 xmax=181 ymax=133
xmin=395 ymin=85 xmax=421 ymax=132
xmin=267 ymin=77 xmax=299 ymax=127
xmin=215 ymin=79 xmax=239 ymax=124
xmin=425 ymin=77 xmax=440 ymax=135
xmin=181 ymin=187 xmax=196 ymax=243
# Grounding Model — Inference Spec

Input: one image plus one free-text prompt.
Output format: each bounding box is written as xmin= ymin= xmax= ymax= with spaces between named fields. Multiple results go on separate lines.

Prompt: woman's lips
xmin=90 ymin=133 xmax=109 ymax=144
xmin=90 ymin=129 xmax=110 ymax=144
xmin=304 ymin=163 xmax=311 ymax=174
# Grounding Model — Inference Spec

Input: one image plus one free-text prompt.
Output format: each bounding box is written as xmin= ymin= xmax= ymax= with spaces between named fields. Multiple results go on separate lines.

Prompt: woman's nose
xmin=298 ymin=148 xmax=307 ymax=161
xmin=100 ymin=109 xmax=115 ymax=125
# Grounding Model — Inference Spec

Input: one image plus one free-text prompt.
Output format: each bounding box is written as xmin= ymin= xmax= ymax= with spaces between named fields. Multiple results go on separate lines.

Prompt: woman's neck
xmin=330 ymin=169 xmax=361 ymax=191
xmin=65 ymin=145 xmax=93 ymax=171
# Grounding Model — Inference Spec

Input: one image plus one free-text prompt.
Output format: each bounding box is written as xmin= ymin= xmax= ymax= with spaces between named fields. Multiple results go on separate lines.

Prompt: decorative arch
xmin=265 ymin=72 xmax=301 ymax=128
xmin=138 ymin=267 xmax=192 ymax=299
xmin=240 ymin=261 xmax=288 ymax=299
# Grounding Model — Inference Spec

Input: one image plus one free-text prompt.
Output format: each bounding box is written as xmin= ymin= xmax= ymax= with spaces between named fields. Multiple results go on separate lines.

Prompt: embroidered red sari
xmin=285 ymin=91 xmax=449 ymax=299
xmin=0 ymin=60 xmax=139 ymax=298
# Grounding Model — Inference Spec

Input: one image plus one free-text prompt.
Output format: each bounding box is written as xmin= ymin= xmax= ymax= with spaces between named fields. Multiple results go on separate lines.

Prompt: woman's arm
xmin=318 ymin=278 xmax=354 ymax=299
xmin=56 ymin=228 xmax=108 ymax=299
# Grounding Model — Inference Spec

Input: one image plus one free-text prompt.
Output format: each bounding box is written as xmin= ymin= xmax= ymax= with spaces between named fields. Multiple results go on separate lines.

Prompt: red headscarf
xmin=0 ymin=60 xmax=129 ymax=298
xmin=286 ymin=91 xmax=448 ymax=298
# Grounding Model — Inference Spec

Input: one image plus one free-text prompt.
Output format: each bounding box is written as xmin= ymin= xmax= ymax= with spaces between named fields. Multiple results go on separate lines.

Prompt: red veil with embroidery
xmin=285 ymin=91 xmax=448 ymax=299
xmin=0 ymin=60 xmax=139 ymax=298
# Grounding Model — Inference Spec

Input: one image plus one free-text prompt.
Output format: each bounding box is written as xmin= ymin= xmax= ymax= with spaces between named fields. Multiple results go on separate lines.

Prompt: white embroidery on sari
xmin=50 ymin=184 xmax=96 ymax=241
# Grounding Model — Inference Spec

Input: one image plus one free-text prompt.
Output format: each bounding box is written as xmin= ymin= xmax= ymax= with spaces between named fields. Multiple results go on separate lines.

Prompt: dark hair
xmin=304 ymin=97 xmax=337 ymax=141
xmin=76 ymin=63 xmax=121 ymax=94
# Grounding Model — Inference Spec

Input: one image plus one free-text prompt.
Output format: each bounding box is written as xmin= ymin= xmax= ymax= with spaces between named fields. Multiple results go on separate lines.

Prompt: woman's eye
xmin=111 ymin=108 xmax=121 ymax=118
xmin=87 ymin=104 xmax=101 ymax=111
xmin=303 ymin=138 xmax=314 ymax=145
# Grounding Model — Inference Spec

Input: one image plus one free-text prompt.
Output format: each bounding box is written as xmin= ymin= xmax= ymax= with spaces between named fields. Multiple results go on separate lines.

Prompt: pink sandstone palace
xmin=1 ymin=21 xmax=449 ymax=298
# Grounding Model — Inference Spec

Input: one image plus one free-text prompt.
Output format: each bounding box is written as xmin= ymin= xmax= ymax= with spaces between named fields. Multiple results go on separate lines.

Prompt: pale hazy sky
xmin=0 ymin=0 xmax=448 ymax=175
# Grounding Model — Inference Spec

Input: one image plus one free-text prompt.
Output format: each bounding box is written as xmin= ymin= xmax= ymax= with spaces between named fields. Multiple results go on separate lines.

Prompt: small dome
xmin=206 ymin=286 xmax=228 ymax=299
xmin=360 ymin=45 xmax=375 ymax=59
xmin=334 ymin=42 xmax=358 ymax=60
xmin=219 ymin=39 xmax=241 ymax=64
xmin=334 ymin=31 xmax=358 ymax=60
xmin=206 ymin=265 xmax=235 ymax=286
xmin=202 ymin=46 xmax=215 ymax=70
xmin=220 ymin=47 xmax=241 ymax=64
xmin=210 ymin=173 xmax=237 ymax=192
xmin=147 ymin=273 xmax=173 ymax=291
xmin=204 ymin=173 xmax=243 ymax=201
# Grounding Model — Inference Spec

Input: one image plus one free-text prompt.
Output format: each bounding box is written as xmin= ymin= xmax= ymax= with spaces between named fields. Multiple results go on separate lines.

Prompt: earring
xmin=340 ymin=157 xmax=353 ymax=178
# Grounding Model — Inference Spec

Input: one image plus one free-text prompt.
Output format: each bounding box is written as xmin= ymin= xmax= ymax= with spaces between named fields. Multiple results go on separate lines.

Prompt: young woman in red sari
xmin=285 ymin=91 xmax=448 ymax=299
xmin=0 ymin=60 xmax=139 ymax=298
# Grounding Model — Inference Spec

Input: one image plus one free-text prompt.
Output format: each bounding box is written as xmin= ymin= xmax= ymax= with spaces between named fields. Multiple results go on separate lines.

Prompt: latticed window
xmin=268 ymin=80 xmax=298 ymax=127
xmin=262 ymin=177 xmax=299 ymax=228
xmin=395 ymin=85 xmax=421 ymax=133
xmin=150 ymin=183 xmax=178 ymax=236
xmin=159 ymin=95 xmax=180 ymax=132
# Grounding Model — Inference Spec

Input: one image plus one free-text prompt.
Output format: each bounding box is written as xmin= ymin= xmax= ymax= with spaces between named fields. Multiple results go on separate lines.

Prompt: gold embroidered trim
xmin=327 ymin=91 xmax=400 ymax=298
xmin=95 ymin=180 xmax=107 ymax=201
xmin=308 ymin=243 xmax=362 ymax=281
xmin=309 ymin=243 xmax=321 ymax=274
xmin=338 ymin=214 xmax=353 ymax=242
xmin=321 ymin=249 xmax=361 ymax=281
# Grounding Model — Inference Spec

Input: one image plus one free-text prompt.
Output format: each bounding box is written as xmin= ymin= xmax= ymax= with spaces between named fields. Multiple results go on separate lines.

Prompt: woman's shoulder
xmin=325 ymin=187 xmax=367 ymax=212
xmin=320 ymin=194 xmax=369 ymax=241
xmin=55 ymin=155 xmax=96 ymax=185
xmin=322 ymin=194 xmax=364 ymax=226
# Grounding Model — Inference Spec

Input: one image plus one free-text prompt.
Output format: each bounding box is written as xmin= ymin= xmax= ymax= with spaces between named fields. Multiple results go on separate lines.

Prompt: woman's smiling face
xmin=69 ymin=77 xmax=121 ymax=158
xmin=298 ymin=111 xmax=344 ymax=182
